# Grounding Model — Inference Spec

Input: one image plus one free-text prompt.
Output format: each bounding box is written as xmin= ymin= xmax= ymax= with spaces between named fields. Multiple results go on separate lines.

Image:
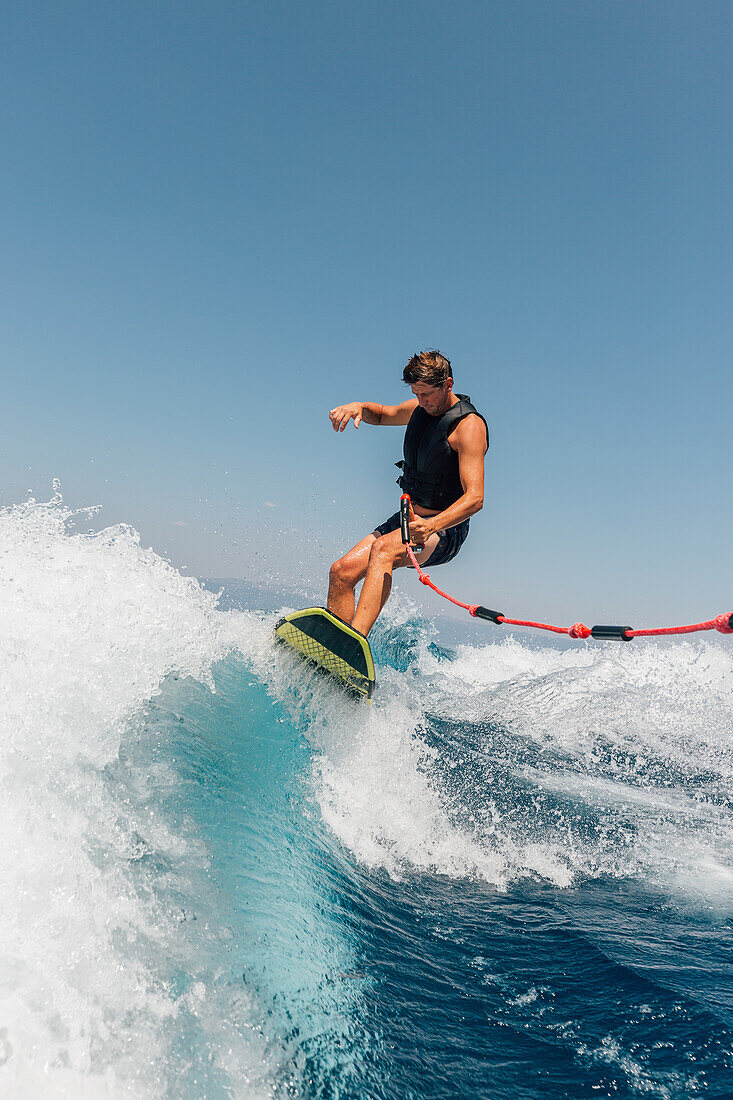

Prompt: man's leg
xmin=351 ymin=528 xmax=440 ymax=637
xmin=327 ymin=532 xmax=377 ymax=622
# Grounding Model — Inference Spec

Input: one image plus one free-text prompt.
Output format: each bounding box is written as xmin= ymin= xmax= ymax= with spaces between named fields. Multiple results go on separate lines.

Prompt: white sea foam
xmin=3 ymin=491 xmax=732 ymax=1094
xmin=259 ymin=598 xmax=733 ymax=904
xmin=0 ymin=493 xmax=272 ymax=1098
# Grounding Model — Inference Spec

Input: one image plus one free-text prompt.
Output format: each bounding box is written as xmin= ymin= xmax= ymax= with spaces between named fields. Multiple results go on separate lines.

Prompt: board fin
xmin=274 ymin=607 xmax=376 ymax=700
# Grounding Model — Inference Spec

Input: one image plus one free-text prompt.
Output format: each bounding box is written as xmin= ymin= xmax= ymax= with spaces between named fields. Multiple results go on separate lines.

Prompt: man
xmin=328 ymin=350 xmax=488 ymax=637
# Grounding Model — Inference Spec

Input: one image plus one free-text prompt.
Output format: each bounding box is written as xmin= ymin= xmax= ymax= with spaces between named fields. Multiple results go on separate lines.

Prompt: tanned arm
xmin=329 ymin=398 xmax=418 ymax=431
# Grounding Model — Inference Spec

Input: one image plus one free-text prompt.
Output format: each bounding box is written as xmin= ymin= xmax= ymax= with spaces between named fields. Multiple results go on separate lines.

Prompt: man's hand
xmin=329 ymin=402 xmax=364 ymax=431
xmin=407 ymin=509 xmax=437 ymax=546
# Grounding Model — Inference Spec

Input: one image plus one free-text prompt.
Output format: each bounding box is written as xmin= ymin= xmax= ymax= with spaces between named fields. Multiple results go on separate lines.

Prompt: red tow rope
xmin=399 ymin=495 xmax=733 ymax=642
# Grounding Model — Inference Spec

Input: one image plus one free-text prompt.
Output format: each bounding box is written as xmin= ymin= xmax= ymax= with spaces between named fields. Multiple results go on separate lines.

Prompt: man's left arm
xmin=409 ymin=417 xmax=487 ymax=542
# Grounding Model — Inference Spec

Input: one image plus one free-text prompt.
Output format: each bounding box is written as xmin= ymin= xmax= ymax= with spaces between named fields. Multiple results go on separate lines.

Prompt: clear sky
xmin=2 ymin=1 xmax=731 ymax=625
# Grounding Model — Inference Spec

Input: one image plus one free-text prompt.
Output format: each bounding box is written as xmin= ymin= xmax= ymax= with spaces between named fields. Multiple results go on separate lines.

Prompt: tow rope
xmin=399 ymin=495 xmax=733 ymax=642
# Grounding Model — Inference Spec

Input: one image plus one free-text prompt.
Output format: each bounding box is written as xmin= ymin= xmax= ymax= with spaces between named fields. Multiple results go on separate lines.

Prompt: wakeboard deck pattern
xmin=274 ymin=607 xmax=376 ymax=700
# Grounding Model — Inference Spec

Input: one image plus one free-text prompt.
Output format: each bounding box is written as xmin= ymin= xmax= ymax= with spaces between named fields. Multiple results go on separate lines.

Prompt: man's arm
xmin=407 ymin=415 xmax=487 ymax=541
xmin=329 ymin=398 xmax=417 ymax=432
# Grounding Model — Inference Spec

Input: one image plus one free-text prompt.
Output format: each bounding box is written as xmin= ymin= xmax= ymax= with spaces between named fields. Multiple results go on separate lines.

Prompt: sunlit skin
xmin=327 ymin=378 xmax=487 ymax=636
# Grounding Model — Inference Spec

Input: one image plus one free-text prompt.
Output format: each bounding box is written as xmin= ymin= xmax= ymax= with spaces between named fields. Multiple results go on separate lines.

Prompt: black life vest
xmin=395 ymin=394 xmax=489 ymax=511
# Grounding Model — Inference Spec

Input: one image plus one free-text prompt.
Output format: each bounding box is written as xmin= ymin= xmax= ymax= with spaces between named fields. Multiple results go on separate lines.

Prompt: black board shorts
xmin=374 ymin=512 xmax=470 ymax=568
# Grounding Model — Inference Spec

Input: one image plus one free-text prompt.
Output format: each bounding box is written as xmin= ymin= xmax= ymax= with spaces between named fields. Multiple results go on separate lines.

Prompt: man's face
xmin=410 ymin=379 xmax=453 ymax=416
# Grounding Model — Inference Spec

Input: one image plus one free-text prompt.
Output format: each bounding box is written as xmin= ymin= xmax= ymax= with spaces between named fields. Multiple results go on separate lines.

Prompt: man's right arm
xmin=329 ymin=399 xmax=417 ymax=432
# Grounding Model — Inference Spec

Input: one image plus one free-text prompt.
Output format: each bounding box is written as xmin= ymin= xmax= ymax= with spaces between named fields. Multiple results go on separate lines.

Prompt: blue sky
xmin=2 ymin=1 xmax=731 ymax=625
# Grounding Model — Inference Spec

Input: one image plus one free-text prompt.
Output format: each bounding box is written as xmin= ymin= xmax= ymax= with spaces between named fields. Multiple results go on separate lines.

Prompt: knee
xmin=368 ymin=535 xmax=396 ymax=566
xmin=329 ymin=556 xmax=353 ymax=587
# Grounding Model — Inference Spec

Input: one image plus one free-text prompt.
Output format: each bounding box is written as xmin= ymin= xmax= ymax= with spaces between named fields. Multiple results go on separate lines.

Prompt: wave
xmin=0 ymin=493 xmax=274 ymax=1097
xmin=2 ymin=492 xmax=731 ymax=1097
xmin=262 ymin=601 xmax=733 ymax=903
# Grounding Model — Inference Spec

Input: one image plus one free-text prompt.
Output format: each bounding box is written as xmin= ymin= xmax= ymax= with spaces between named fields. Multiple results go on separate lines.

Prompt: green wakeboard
xmin=274 ymin=607 xmax=376 ymax=700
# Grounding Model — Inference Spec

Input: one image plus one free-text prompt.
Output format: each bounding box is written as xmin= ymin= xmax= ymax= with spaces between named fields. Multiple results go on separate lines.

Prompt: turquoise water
xmin=1 ymin=495 xmax=731 ymax=1097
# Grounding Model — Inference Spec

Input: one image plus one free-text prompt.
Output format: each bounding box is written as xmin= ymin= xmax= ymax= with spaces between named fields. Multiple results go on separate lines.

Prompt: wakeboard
xmin=274 ymin=607 xmax=376 ymax=700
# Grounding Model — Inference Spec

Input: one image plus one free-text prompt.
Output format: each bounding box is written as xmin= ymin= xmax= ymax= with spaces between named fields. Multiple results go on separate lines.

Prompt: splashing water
xmin=1 ymin=493 xmax=731 ymax=1098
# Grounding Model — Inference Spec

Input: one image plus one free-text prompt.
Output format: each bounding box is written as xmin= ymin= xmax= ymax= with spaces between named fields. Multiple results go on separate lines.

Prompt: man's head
xmin=403 ymin=350 xmax=454 ymax=415
xmin=402 ymin=349 xmax=452 ymax=387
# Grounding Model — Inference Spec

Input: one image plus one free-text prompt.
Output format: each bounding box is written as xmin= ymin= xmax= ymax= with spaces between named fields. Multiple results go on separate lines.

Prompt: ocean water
xmin=1 ymin=493 xmax=732 ymax=1099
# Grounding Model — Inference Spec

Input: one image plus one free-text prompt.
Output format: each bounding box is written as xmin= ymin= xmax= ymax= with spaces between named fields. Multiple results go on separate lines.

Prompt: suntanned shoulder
xmin=449 ymin=412 xmax=489 ymax=453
